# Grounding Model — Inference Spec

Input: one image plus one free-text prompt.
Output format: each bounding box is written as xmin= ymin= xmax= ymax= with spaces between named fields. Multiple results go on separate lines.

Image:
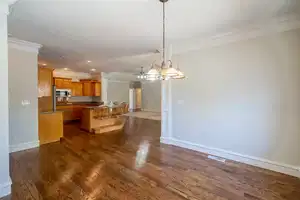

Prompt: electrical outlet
xmin=208 ymin=155 xmax=226 ymax=163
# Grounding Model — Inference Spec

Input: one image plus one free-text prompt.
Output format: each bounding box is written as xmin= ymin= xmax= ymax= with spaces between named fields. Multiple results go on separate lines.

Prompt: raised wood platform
xmin=92 ymin=118 xmax=126 ymax=134
xmin=80 ymin=107 xmax=126 ymax=134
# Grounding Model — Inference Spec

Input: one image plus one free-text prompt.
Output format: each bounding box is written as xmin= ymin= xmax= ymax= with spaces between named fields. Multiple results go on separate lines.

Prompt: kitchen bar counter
xmin=56 ymin=102 xmax=104 ymax=122
xmin=56 ymin=101 xmax=104 ymax=106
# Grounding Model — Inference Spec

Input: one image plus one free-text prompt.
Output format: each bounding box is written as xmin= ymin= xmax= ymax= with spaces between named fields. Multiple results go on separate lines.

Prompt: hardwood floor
xmin=3 ymin=117 xmax=300 ymax=200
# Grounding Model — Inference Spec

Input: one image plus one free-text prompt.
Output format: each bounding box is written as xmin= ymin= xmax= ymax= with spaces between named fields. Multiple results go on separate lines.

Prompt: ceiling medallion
xmin=145 ymin=0 xmax=185 ymax=81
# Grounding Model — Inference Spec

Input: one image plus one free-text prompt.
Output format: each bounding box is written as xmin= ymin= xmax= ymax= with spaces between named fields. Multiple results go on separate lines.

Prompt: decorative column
xmin=160 ymin=79 xmax=173 ymax=143
xmin=101 ymin=72 xmax=108 ymax=103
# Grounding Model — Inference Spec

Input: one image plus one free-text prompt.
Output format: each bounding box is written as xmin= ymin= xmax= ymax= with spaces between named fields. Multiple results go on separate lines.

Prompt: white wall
xmin=102 ymin=72 xmax=136 ymax=103
xmin=170 ymin=29 xmax=300 ymax=171
xmin=142 ymin=81 xmax=161 ymax=112
xmin=8 ymin=40 xmax=40 ymax=152
xmin=107 ymin=81 xmax=129 ymax=103
xmin=0 ymin=2 xmax=11 ymax=197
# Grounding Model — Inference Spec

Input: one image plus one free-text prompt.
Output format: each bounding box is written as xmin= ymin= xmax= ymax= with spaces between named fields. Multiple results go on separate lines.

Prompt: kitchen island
xmin=56 ymin=102 xmax=104 ymax=122
xmin=80 ymin=105 xmax=127 ymax=134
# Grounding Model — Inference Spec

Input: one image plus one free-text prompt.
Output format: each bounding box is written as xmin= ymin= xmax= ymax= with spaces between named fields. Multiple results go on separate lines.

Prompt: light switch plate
xmin=21 ymin=100 xmax=30 ymax=106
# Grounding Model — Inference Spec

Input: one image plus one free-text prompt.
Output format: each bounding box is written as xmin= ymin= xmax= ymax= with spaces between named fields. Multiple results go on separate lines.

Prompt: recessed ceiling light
xmin=90 ymin=68 xmax=96 ymax=72
xmin=63 ymin=68 xmax=69 ymax=71
xmin=42 ymin=63 xmax=47 ymax=66
xmin=87 ymin=60 xmax=91 ymax=63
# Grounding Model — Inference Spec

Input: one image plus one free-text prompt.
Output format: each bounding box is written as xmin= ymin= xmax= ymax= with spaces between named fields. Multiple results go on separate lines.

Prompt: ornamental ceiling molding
xmin=8 ymin=37 xmax=42 ymax=53
xmin=173 ymin=14 xmax=300 ymax=55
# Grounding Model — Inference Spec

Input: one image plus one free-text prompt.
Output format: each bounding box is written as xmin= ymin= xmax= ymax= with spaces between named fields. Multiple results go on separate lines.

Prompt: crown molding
xmin=173 ymin=15 xmax=300 ymax=55
xmin=8 ymin=37 xmax=42 ymax=53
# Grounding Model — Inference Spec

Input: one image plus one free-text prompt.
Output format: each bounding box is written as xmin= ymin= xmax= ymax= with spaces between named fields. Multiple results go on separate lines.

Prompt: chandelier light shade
xmin=146 ymin=65 xmax=160 ymax=81
xmin=160 ymin=60 xmax=178 ymax=79
xmin=173 ymin=69 xmax=185 ymax=79
xmin=145 ymin=0 xmax=186 ymax=81
xmin=171 ymin=64 xmax=185 ymax=79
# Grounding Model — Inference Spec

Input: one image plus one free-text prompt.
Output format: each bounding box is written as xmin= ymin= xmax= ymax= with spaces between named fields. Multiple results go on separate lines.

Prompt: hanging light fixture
xmin=173 ymin=64 xmax=185 ymax=79
xmin=146 ymin=0 xmax=185 ymax=81
xmin=137 ymin=67 xmax=148 ymax=80
xmin=146 ymin=63 xmax=160 ymax=81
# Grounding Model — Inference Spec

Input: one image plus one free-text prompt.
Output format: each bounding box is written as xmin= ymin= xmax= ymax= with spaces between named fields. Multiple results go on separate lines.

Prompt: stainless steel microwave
xmin=56 ymin=89 xmax=72 ymax=97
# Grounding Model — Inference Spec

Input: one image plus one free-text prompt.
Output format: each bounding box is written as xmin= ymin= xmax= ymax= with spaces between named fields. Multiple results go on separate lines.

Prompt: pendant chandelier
xmin=146 ymin=0 xmax=185 ymax=81
xmin=137 ymin=67 xmax=147 ymax=80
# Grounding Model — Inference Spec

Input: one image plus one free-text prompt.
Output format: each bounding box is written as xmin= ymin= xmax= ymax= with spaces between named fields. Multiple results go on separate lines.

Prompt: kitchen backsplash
xmin=69 ymin=96 xmax=102 ymax=103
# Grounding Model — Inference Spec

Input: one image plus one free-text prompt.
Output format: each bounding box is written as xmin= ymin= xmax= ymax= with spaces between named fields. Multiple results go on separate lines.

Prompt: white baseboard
xmin=161 ymin=137 xmax=300 ymax=178
xmin=0 ymin=178 xmax=11 ymax=198
xmin=9 ymin=141 xmax=39 ymax=153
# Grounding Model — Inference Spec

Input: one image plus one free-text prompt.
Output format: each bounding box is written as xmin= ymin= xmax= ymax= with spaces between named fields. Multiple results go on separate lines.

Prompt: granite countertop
xmin=56 ymin=102 xmax=104 ymax=106
xmin=40 ymin=111 xmax=64 ymax=114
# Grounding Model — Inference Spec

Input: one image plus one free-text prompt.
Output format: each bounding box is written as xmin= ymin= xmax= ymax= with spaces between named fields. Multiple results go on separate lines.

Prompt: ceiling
xmin=8 ymin=0 xmax=300 ymax=73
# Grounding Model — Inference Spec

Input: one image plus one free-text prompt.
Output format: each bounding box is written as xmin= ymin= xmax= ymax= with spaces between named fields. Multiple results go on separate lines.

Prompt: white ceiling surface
xmin=8 ymin=0 xmax=300 ymax=73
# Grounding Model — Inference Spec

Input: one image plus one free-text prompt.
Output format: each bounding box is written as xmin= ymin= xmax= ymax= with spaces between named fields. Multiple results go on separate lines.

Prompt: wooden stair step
xmin=92 ymin=122 xmax=125 ymax=134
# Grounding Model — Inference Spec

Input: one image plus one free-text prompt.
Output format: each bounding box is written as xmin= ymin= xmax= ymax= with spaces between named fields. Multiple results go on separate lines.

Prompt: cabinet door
xmin=54 ymin=78 xmax=64 ymax=89
xmin=82 ymin=82 xmax=92 ymax=96
xmin=71 ymin=82 xmax=83 ymax=96
xmin=93 ymin=82 xmax=101 ymax=96
xmin=63 ymin=79 xmax=72 ymax=89
xmin=72 ymin=107 xmax=82 ymax=119
xmin=71 ymin=82 xmax=77 ymax=96
xmin=38 ymin=68 xmax=53 ymax=97
xmin=76 ymin=83 xmax=83 ymax=96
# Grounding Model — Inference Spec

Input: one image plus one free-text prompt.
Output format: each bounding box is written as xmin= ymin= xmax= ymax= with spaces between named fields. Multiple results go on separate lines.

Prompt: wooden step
xmin=92 ymin=120 xmax=126 ymax=134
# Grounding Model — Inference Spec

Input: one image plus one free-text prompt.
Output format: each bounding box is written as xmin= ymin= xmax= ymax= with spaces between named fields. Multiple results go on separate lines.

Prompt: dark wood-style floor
xmin=2 ymin=117 xmax=300 ymax=200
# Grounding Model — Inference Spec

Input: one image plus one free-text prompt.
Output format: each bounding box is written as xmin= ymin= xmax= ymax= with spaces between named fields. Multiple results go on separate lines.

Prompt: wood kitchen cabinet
xmin=80 ymin=80 xmax=101 ymax=97
xmin=53 ymin=77 xmax=72 ymax=89
xmin=39 ymin=111 xmax=63 ymax=145
xmin=38 ymin=67 xmax=54 ymax=112
xmin=71 ymin=82 xmax=83 ymax=96
xmin=93 ymin=82 xmax=101 ymax=97
xmin=38 ymin=67 xmax=53 ymax=97
xmin=82 ymin=81 xmax=93 ymax=96
xmin=56 ymin=105 xmax=84 ymax=121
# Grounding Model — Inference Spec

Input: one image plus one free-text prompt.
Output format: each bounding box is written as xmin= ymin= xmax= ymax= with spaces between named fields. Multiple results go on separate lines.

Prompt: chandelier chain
xmin=142 ymin=0 xmax=185 ymax=81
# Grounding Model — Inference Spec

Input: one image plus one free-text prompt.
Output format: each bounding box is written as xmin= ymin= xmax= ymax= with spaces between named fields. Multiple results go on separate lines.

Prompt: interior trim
xmin=8 ymin=37 xmax=42 ymax=53
xmin=9 ymin=140 xmax=39 ymax=153
xmin=0 ymin=178 xmax=11 ymax=198
xmin=160 ymin=137 xmax=300 ymax=178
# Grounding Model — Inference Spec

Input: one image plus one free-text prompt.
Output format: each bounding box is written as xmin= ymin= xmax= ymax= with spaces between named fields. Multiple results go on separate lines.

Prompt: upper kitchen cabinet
xmin=81 ymin=80 xmax=93 ymax=96
xmin=71 ymin=82 xmax=83 ymax=96
xmin=54 ymin=77 xmax=72 ymax=89
xmin=38 ymin=67 xmax=53 ymax=97
xmin=80 ymin=80 xmax=101 ymax=97
xmin=94 ymin=82 xmax=101 ymax=97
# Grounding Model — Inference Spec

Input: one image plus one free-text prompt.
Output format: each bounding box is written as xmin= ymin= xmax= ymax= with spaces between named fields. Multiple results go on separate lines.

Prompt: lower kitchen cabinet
xmin=56 ymin=105 xmax=86 ymax=122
